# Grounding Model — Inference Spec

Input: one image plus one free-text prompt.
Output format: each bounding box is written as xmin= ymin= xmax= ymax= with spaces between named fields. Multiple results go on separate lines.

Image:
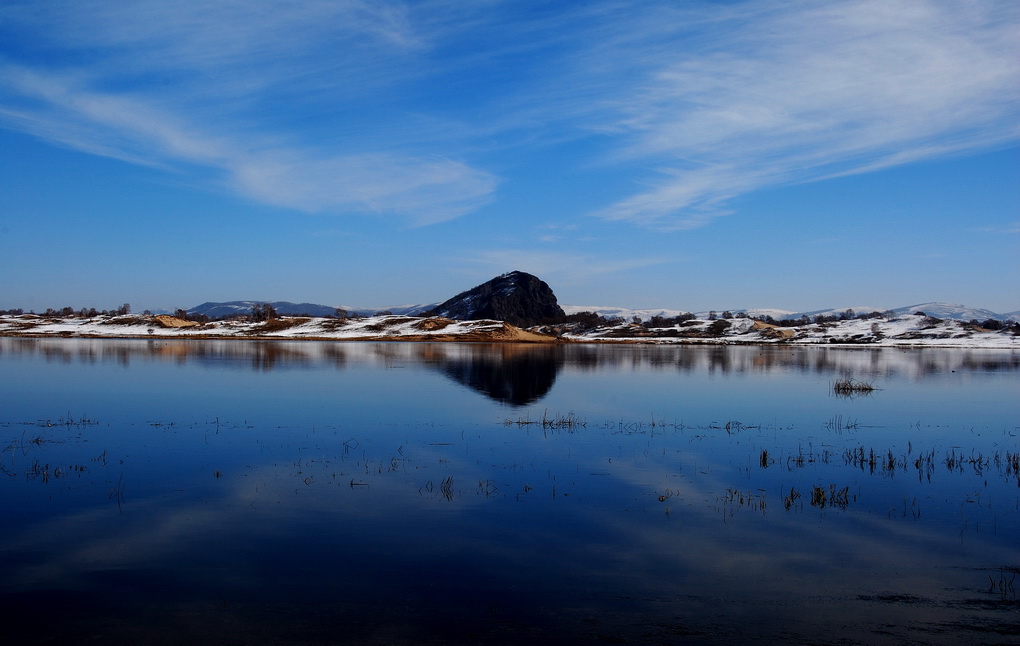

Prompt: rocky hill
xmin=425 ymin=271 xmax=565 ymax=327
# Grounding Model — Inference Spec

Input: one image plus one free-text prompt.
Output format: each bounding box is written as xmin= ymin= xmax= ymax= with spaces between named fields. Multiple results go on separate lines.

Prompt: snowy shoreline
xmin=1 ymin=313 xmax=1016 ymax=349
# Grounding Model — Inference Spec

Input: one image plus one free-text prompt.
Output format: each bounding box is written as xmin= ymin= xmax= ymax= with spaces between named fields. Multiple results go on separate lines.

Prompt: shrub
xmin=257 ymin=317 xmax=307 ymax=333
xmin=707 ymin=319 xmax=731 ymax=336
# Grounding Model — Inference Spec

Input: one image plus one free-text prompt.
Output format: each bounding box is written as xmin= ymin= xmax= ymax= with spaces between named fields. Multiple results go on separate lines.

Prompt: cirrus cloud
xmin=0 ymin=1 xmax=1016 ymax=230
xmin=583 ymin=1 xmax=1020 ymax=228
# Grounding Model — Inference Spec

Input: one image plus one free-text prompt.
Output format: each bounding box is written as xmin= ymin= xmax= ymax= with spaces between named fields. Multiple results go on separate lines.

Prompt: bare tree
xmin=251 ymin=303 xmax=278 ymax=322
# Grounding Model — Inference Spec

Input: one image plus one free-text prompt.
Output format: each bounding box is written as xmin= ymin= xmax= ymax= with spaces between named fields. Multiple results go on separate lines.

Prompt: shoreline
xmin=2 ymin=330 xmax=1016 ymax=350
xmin=1 ymin=313 xmax=1016 ymax=349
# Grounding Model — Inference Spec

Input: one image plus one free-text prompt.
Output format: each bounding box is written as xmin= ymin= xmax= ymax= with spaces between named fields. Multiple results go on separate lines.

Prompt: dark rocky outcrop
xmin=425 ymin=271 xmax=565 ymax=327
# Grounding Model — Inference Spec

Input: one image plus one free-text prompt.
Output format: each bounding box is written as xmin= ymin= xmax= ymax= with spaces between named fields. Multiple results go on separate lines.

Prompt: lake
xmin=1 ymin=338 xmax=1017 ymax=644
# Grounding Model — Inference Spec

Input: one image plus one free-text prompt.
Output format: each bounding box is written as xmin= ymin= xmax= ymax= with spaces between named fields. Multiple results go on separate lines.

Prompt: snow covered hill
xmin=2 ymin=311 xmax=1015 ymax=348
xmin=553 ymin=312 xmax=1017 ymax=348
xmin=886 ymin=302 xmax=1007 ymax=321
xmin=562 ymin=302 xmax=1013 ymax=323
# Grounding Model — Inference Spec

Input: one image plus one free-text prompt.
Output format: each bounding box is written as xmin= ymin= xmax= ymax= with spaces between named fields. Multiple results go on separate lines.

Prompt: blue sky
xmin=1 ymin=0 xmax=1017 ymax=314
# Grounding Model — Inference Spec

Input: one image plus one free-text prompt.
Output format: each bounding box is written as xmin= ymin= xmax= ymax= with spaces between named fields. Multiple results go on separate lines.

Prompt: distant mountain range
xmin=187 ymin=301 xmax=436 ymax=319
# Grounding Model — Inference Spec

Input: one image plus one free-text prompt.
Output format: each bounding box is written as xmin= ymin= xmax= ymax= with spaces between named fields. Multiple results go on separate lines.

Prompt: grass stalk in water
xmin=833 ymin=377 xmax=876 ymax=396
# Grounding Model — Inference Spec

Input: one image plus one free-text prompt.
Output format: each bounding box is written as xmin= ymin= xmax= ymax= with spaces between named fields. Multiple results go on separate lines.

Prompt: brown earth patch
xmin=100 ymin=316 xmax=150 ymax=326
xmin=251 ymin=317 xmax=309 ymax=334
xmin=483 ymin=322 xmax=559 ymax=342
xmin=152 ymin=315 xmax=199 ymax=328
xmin=364 ymin=316 xmax=417 ymax=332
xmin=752 ymin=320 xmax=797 ymax=339
xmin=318 ymin=318 xmax=351 ymax=331
xmin=415 ymin=317 xmax=456 ymax=331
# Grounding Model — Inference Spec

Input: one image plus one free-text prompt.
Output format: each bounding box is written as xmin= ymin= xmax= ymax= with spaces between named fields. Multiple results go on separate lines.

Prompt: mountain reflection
xmin=428 ymin=344 xmax=563 ymax=406
xmin=3 ymin=338 xmax=1017 ymax=399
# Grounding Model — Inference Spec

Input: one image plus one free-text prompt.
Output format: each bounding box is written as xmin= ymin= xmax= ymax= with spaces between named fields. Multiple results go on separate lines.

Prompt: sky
xmin=1 ymin=0 xmax=1018 ymax=315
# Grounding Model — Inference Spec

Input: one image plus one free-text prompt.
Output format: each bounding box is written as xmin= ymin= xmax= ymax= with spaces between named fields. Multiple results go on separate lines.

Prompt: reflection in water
xmin=428 ymin=344 xmax=563 ymax=405
xmin=0 ymin=337 xmax=1017 ymax=643
xmin=3 ymin=337 xmax=1019 ymax=409
xmin=5 ymin=337 xmax=1018 ymax=381
xmin=1 ymin=338 xmax=565 ymax=404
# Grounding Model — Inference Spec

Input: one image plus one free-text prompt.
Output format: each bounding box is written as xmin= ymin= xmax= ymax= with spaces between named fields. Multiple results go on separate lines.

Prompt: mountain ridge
xmin=184 ymin=275 xmax=1016 ymax=325
xmin=188 ymin=301 xmax=437 ymax=319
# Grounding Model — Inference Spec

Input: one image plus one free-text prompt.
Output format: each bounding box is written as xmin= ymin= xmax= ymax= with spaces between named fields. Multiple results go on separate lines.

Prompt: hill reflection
xmin=429 ymin=344 xmax=563 ymax=405
xmin=2 ymin=338 xmax=1017 ymax=405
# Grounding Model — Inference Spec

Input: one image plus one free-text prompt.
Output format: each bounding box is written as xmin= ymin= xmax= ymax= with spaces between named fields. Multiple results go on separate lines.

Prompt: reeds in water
xmin=833 ymin=377 xmax=876 ymax=396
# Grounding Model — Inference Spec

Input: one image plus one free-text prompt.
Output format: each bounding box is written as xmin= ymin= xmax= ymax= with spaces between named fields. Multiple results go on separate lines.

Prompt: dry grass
xmin=152 ymin=315 xmax=199 ymax=328
xmin=364 ymin=316 xmax=416 ymax=332
xmin=414 ymin=317 xmax=455 ymax=332
xmin=100 ymin=316 xmax=150 ymax=326
xmin=254 ymin=317 xmax=309 ymax=333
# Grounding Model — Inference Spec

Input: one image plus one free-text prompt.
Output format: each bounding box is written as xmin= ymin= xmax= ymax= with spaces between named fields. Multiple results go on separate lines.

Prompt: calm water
xmin=1 ymin=338 xmax=1017 ymax=644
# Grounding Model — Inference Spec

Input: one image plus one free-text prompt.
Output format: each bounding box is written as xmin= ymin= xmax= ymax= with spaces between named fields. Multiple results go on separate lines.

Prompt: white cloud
xmin=232 ymin=152 xmax=496 ymax=225
xmin=0 ymin=1 xmax=496 ymax=224
xmin=0 ymin=1 xmax=1016 ymax=230
xmin=584 ymin=0 xmax=1020 ymax=227
xmin=0 ymin=60 xmax=496 ymax=224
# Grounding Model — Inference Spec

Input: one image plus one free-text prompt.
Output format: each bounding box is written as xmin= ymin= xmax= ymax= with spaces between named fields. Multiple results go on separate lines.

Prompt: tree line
xmin=0 ymin=303 xmax=133 ymax=317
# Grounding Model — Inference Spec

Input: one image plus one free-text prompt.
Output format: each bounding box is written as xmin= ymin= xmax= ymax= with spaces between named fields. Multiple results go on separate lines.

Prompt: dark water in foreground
xmin=1 ymin=338 xmax=1017 ymax=644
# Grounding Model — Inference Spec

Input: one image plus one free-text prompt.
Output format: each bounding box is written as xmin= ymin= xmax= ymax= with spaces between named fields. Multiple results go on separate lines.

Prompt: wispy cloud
xmin=973 ymin=222 xmax=1020 ymax=235
xmin=0 ymin=1 xmax=1016 ymax=229
xmin=550 ymin=1 xmax=1020 ymax=229
xmin=232 ymin=151 xmax=495 ymax=224
xmin=0 ymin=1 xmax=495 ymax=223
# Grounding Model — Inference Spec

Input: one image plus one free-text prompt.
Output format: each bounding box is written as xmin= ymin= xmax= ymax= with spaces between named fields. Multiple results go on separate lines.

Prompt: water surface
xmin=1 ymin=339 xmax=1017 ymax=644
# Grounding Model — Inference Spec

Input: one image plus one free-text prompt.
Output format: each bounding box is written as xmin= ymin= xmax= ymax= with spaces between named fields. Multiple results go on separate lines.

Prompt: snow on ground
xmin=889 ymin=302 xmax=1006 ymax=321
xmin=0 ymin=312 xmax=1016 ymax=348
xmin=563 ymin=302 xmax=1016 ymax=322
xmin=0 ymin=314 xmax=509 ymax=341
xmin=560 ymin=313 xmax=1018 ymax=348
